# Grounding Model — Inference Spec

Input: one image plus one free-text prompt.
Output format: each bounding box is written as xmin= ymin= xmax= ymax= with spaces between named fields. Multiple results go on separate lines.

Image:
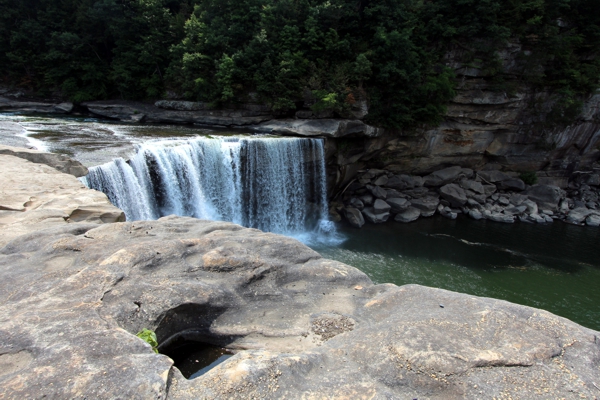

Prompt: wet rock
xmin=362 ymin=207 xmax=390 ymax=223
xmin=403 ymin=187 xmax=430 ymax=199
xmin=373 ymin=199 xmax=391 ymax=214
xmin=387 ymin=198 xmax=410 ymax=213
xmin=394 ymin=207 xmax=421 ymax=223
xmin=343 ymin=207 xmax=365 ymax=228
xmin=439 ymin=184 xmax=468 ymax=208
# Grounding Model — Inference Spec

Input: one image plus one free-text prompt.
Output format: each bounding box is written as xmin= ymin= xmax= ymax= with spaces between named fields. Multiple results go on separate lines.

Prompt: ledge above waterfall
xmin=250 ymin=119 xmax=384 ymax=138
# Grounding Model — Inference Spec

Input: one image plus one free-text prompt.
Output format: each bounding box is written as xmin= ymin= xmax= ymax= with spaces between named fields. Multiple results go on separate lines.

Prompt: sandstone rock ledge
xmin=0 ymin=154 xmax=599 ymax=399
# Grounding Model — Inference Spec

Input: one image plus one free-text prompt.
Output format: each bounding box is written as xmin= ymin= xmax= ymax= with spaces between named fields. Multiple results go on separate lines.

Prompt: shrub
xmin=519 ymin=171 xmax=538 ymax=185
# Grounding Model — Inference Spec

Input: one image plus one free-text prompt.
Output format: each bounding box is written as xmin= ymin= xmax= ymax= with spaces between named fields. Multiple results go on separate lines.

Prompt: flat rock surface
xmin=0 ymin=154 xmax=123 ymax=247
xmin=0 ymin=153 xmax=599 ymax=399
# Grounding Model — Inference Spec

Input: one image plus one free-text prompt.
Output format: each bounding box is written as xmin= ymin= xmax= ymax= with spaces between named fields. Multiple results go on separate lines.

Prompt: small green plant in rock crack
xmin=136 ymin=329 xmax=159 ymax=353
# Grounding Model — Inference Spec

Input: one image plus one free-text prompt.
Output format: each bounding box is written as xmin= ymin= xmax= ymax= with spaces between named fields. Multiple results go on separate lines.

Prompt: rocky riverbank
xmin=1 ymin=147 xmax=600 ymax=399
xmin=333 ymin=165 xmax=600 ymax=228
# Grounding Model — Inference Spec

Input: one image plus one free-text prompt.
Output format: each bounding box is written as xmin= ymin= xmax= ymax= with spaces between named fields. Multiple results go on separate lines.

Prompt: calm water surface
xmin=311 ymin=217 xmax=600 ymax=331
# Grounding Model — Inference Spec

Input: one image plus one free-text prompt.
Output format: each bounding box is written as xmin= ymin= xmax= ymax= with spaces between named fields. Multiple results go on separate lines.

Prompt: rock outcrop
xmin=1 ymin=150 xmax=599 ymax=399
xmin=0 ymin=154 xmax=123 ymax=247
xmin=0 ymin=96 xmax=73 ymax=114
xmin=336 ymin=166 xmax=600 ymax=227
xmin=0 ymin=144 xmax=88 ymax=177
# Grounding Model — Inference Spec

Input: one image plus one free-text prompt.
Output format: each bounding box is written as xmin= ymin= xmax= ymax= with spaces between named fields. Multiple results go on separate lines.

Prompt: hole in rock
xmin=161 ymin=338 xmax=233 ymax=379
xmin=154 ymin=303 xmax=240 ymax=379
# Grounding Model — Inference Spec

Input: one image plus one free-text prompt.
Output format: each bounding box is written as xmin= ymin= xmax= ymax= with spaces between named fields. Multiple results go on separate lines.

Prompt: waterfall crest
xmin=82 ymin=136 xmax=334 ymax=239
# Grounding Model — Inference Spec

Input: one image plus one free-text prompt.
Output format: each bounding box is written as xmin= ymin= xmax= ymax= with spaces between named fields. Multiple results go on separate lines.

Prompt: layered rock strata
xmin=335 ymin=166 xmax=600 ymax=227
xmin=1 ymin=150 xmax=599 ymax=399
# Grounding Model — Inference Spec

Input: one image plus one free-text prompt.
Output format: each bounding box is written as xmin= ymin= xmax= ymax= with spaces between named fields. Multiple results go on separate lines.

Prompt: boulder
xmin=486 ymin=213 xmax=515 ymax=223
xmin=373 ymin=199 xmax=391 ymax=214
xmin=439 ymin=184 xmax=468 ymax=208
xmin=498 ymin=196 xmax=511 ymax=206
xmin=483 ymin=184 xmax=497 ymax=196
xmin=565 ymin=207 xmax=593 ymax=225
xmin=423 ymin=166 xmax=463 ymax=187
xmin=586 ymin=214 xmax=600 ymax=227
xmin=525 ymin=185 xmax=565 ymax=211
xmin=509 ymin=193 xmax=528 ymax=206
xmin=468 ymin=209 xmax=484 ymax=220
xmin=343 ymin=207 xmax=365 ymax=228
xmin=367 ymin=185 xmax=387 ymax=200
xmin=504 ymin=205 xmax=527 ymax=216
xmin=394 ymin=207 xmax=421 ymax=223
xmin=385 ymin=174 xmax=423 ymax=190
xmin=349 ymin=198 xmax=364 ymax=210
xmin=387 ymin=198 xmax=410 ymax=213
xmin=409 ymin=196 xmax=440 ymax=217
xmin=359 ymin=194 xmax=374 ymax=206
xmin=497 ymin=178 xmax=526 ymax=191
xmin=460 ymin=180 xmax=484 ymax=194
xmin=522 ymin=200 xmax=538 ymax=215
xmin=477 ymin=170 xmax=512 ymax=183
xmin=440 ymin=207 xmax=458 ymax=219
xmin=362 ymin=207 xmax=390 ymax=223
xmin=373 ymin=175 xmax=389 ymax=186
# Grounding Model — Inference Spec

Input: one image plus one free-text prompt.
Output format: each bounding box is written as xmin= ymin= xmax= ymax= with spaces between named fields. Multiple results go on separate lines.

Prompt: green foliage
xmin=519 ymin=171 xmax=539 ymax=185
xmin=136 ymin=329 xmax=159 ymax=353
xmin=1 ymin=0 xmax=599 ymax=128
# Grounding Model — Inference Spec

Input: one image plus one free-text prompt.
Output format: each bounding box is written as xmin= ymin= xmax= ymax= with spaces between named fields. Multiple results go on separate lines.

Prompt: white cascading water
xmin=81 ymin=136 xmax=338 ymax=242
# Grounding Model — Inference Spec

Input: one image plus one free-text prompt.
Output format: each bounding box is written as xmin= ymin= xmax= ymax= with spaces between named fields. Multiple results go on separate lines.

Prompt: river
xmin=1 ymin=113 xmax=599 ymax=331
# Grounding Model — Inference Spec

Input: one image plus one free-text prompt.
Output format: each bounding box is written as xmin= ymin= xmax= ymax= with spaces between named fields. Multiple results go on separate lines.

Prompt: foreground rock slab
xmin=0 ymin=155 xmax=599 ymax=399
xmin=0 ymin=154 xmax=123 ymax=247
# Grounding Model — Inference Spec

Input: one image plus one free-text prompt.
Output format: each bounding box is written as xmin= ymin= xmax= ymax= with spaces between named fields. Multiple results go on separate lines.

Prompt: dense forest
xmin=1 ymin=0 xmax=599 ymax=128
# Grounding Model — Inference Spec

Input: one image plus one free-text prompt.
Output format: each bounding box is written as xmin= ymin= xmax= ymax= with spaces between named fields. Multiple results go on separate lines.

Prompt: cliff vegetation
xmin=1 ymin=0 xmax=599 ymax=128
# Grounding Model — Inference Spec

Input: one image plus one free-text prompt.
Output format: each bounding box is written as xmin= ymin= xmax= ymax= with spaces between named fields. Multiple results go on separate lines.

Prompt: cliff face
xmin=329 ymin=47 xmax=600 ymax=190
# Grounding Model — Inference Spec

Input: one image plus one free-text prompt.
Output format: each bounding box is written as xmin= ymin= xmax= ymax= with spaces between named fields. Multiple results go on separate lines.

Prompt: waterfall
xmin=81 ymin=136 xmax=336 ymax=240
